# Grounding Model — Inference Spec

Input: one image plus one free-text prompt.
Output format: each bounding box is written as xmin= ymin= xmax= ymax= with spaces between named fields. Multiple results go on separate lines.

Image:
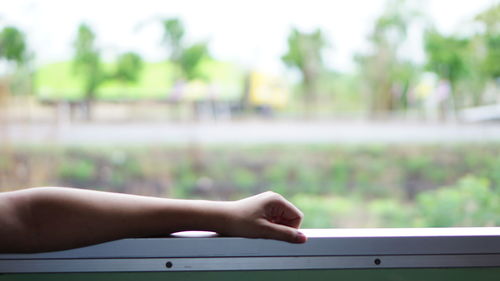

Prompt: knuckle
xmin=263 ymin=191 xmax=283 ymax=200
xmin=298 ymin=210 xmax=305 ymax=219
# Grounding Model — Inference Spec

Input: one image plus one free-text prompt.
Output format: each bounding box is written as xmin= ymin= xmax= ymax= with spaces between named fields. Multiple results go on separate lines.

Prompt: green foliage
xmin=356 ymin=0 xmax=421 ymax=113
xmin=417 ymin=3 xmax=500 ymax=107
xmin=369 ymin=199 xmax=413 ymax=227
xmin=422 ymin=25 xmax=499 ymax=107
xmin=291 ymin=194 xmax=356 ymax=228
xmin=36 ymin=59 xmax=242 ymax=101
xmin=329 ymin=160 xmax=350 ymax=194
xmin=114 ymin=52 xmax=143 ymax=83
xmin=162 ymin=18 xmax=185 ymax=61
xmin=233 ymin=167 xmax=257 ymax=193
xmin=264 ymin=165 xmax=291 ymax=195
xmin=371 ymin=0 xmax=416 ymax=44
xmin=416 ymin=176 xmax=499 ymax=227
xmin=72 ymin=23 xmax=103 ymax=100
xmin=0 ymin=26 xmax=31 ymax=95
xmin=484 ymin=34 xmax=500 ymax=79
xmin=282 ymin=28 xmax=326 ymax=74
xmin=282 ymin=28 xmax=327 ymax=102
xmin=3 ymin=3 xmax=499 ymax=114
xmin=161 ymin=18 xmax=210 ymax=82
xmin=72 ymin=24 xmax=144 ymax=105
xmin=475 ymin=3 xmax=500 ymax=35
xmin=424 ymin=30 xmax=470 ymax=88
xmin=0 ymin=26 xmax=27 ymax=63
xmin=176 ymin=173 xmax=198 ymax=198
xmin=178 ymin=43 xmax=209 ymax=81
xmin=58 ymin=158 xmax=96 ymax=183
xmin=4 ymin=145 xmax=500 ymax=228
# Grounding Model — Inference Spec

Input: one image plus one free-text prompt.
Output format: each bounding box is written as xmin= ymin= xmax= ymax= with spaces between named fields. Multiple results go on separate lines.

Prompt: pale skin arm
xmin=0 ymin=187 xmax=306 ymax=253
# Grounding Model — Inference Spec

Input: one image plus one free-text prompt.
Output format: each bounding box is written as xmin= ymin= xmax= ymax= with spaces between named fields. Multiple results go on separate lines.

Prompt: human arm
xmin=0 ymin=187 xmax=306 ymax=253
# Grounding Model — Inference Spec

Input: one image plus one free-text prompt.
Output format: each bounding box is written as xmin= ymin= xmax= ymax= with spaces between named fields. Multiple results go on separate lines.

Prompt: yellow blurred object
xmin=248 ymin=71 xmax=288 ymax=109
xmin=415 ymin=73 xmax=438 ymax=100
xmin=184 ymin=80 xmax=209 ymax=101
xmin=415 ymin=82 xmax=432 ymax=100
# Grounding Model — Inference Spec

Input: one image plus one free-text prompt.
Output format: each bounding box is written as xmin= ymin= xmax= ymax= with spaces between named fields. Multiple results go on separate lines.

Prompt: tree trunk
xmin=83 ymin=98 xmax=93 ymax=121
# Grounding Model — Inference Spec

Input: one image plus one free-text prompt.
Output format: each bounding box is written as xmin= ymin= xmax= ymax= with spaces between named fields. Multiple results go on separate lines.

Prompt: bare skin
xmin=0 ymin=187 xmax=306 ymax=253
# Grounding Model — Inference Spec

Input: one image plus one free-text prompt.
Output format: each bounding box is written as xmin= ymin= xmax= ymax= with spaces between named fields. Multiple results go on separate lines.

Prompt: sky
xmin=0 ymin=0 xmax=497 ymax=73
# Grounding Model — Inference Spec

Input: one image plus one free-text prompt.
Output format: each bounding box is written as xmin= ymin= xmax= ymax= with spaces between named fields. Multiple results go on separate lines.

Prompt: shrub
xmin=416 ymin=176 xmax=499 ymax=227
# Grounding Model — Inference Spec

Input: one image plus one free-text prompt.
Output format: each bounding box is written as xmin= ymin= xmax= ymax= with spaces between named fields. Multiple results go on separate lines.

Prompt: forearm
xmin=0 ymin=187 xmax=232 ymax=253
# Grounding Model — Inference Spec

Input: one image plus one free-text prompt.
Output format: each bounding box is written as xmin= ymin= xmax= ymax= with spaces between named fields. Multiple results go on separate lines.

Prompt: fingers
xmin=235 ymin=191 xmax=307 ymax=243
xmin=277 ymin=199 xmax=304 ymax=228
xmin=261 ymin=191 xmax=304 ymax=228
xmin=276 ymin=215 xmax=303 ymax=229
xmin=260 ymin=219 xmax=307 ymax=243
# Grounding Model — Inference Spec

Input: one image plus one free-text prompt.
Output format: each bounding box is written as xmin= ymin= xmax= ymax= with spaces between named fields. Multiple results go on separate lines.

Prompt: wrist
xmin=203 ymin=201 xmax=236 ymax=234
xmin=171 ymin=200 xmax=235 ymax=234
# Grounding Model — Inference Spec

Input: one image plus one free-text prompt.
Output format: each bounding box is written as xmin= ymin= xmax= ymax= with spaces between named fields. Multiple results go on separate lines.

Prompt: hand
xmin=223 ymin=191 xmax=306 ymax=243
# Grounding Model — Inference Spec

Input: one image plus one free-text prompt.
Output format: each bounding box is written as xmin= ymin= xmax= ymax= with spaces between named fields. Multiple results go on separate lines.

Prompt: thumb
xmin=260 ymin=220 xmax=307 ymax=243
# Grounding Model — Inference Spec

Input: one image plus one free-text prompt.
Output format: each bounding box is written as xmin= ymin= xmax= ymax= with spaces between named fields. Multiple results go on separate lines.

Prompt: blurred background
xmin=1 ymin=0 xmax=499 ymax=228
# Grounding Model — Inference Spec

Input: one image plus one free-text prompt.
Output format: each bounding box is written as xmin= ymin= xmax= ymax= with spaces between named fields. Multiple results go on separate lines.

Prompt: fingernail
xmin=295 ymin=232 xmax=307 ymax=243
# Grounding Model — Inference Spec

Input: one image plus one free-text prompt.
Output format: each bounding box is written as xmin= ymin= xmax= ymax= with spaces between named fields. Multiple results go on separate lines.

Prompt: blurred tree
xmin=73 ymin=24 xmax=144 ymax=119
xmin=422 ymin=4 xmax=500 ymax=110
xmin=72 ymin=23 xmax=104 ymax=119
xmin=282 ymin=28 xmax=327 ymax=109
xmin=162 ymin=18 xmax=185 ymax=63
xmin=475 ymin=4 xmax=500 ymax=82
xmin=0 ymin=26 xmax=27 ymax=65
xmin=162 ymin=18 xmax=209 ymax=81
xmin=463 ymin=35 xmax=490 ymax=106
xmin=178 ymin=42 xmax=208 ymax=81
xmin=475 ymin=3 xmax=500 ymax=35
xmin=484 ymin=35 xmax=500 ymax=81
xmin=114 ymin=52 xmax=143 ymax=83
xmin=0 ymin=26 xmax=29 ymax=153
xmin=424 ymin=30 xmax=471 ymax=110
xmin=0 ymin=26 xmax=32 ymax=97
xmin=356 ymin=0 xmax=420 ymax=115
xmin=161 ymin=17 xmax=209 ymax=107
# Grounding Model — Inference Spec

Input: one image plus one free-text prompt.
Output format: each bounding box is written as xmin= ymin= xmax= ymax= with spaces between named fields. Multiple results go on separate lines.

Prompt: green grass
xmin=2 ymin=144 xmax=500 ymax=227
xmin=34 ymin=59 xmax=245 ymax=101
